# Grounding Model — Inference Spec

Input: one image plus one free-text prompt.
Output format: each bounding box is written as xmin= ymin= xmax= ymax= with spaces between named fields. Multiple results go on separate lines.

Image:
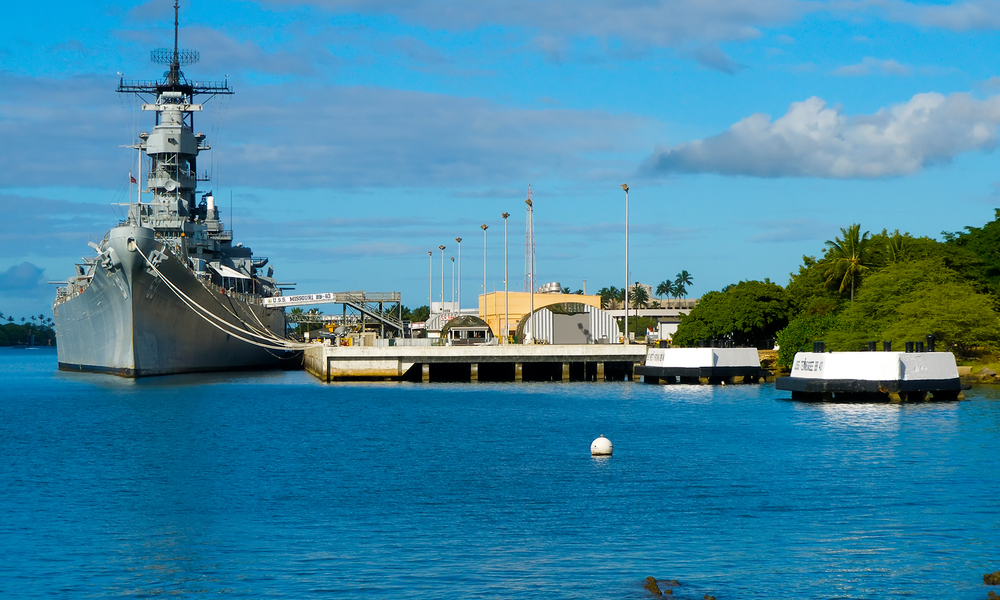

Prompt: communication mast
xmin=524 ymin=184 xmax=534 ymax=293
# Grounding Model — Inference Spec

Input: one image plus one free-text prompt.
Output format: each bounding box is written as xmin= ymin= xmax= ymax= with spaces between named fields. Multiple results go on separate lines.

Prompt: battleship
xmin=53 ymin=2 xmax=302 ymax=376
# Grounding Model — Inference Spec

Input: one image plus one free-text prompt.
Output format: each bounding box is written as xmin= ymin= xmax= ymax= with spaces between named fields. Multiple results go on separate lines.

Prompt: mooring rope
xmin=135 ymin=245 xmax=311 ymax=351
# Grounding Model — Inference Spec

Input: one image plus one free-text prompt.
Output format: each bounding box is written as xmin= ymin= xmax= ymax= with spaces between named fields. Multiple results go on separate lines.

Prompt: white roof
xmin=215 ymin=264 xmax=250 ymax=279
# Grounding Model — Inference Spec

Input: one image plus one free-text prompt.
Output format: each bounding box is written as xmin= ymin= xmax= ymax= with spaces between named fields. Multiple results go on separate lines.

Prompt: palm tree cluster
xmin=824 ymin=224 xmax=871 ymax=302
xmin=656 ymin=271 xmax=694 ymax=307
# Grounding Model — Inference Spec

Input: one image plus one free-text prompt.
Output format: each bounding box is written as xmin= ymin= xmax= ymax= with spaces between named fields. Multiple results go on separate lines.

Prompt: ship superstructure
xmin=53 ymin=1 xmax=303 ymax=376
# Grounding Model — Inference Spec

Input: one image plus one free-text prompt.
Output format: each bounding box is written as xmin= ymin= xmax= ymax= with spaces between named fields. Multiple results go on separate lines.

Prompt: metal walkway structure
xmin=263 ymin=292 xmax=404 ymax=337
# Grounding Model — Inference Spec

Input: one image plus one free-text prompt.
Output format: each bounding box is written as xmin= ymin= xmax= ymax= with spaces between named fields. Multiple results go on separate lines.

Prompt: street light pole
xmin=428 ymin=250 xmax=433 ymax=313
xmin=622 ymin=183 xmax=629 ymax=345
xmin=481 ymin=224 xmax=488 ymax=320
xmin=502 ymin=211 xmax=509 ymax=345
xmin=451 ymin=256 xmax=455 ymax=311
xmin=455 ymin=237 xmax=462 ymax=312
xmin=439 ymin=245 xmax=446 ymax=311
xmin=525 ymin=197 xmax=534 ymax=344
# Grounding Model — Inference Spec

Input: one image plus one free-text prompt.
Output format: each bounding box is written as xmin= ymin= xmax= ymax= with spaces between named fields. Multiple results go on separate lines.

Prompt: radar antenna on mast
xmin=150 ymin=0 xmax=200 ymax=87
xmin=117 ymin=0 xmax=231 ymax=99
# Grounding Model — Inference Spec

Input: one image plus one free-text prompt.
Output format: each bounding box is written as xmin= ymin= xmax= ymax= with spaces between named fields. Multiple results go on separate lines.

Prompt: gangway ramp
xmin=264 ymin=291 xmax=403 ymax=337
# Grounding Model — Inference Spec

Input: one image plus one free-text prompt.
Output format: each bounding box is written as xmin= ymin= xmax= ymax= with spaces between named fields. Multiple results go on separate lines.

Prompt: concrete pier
xmin=304 ymin=344 xmax=648 ymax=383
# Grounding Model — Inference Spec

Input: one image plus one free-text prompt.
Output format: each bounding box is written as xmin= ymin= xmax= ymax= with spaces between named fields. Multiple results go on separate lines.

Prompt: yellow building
xmin=479 ymin=291 xmax=601 ymax=339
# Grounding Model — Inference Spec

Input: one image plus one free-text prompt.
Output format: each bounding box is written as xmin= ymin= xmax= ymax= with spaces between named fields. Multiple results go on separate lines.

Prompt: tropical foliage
xmin=0 ymin=313 xmax=56 ymax=346
xmin=672 ymin=280 xmax=789 ymax=348
xmin=673 ymin=211 xmax=1000 ymax=363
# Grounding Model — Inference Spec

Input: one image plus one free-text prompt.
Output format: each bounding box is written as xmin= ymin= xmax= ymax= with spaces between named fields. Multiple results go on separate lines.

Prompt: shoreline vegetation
xmin=0 ymin=312 xmax=55 ymax=347
xmin=664 ymin=209 xmax=1000 ymax=377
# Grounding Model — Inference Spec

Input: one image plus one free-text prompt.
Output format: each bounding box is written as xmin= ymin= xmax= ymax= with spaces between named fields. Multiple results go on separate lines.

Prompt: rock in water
xmin=643 ymin=577 xmax=662 ymax=597
xmin=704 ymin=595 xmax=717 ymax=600
xmin=985 ymin=571 xmax=1000 ymax=585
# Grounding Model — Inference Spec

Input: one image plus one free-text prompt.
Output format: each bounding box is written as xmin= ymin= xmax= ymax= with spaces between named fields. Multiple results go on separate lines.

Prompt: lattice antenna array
xmin=149 ymin=1 xmax=200 ymax=86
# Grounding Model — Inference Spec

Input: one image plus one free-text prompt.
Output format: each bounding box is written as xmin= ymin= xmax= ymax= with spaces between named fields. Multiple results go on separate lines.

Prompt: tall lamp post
xmin=455 ymin=237 xmax=462 ymax=312
xmin=439 ymin=245 xmax=446 ymax=311
xmin=525 ymin=197 xmax=534 ymax=343
xmin=481 ymin=223 xmax=489 ymax=320
xmin=621 ymin=183 xmax=629 ymax=345
xmin=451 ymin=256 xmax=455 ymax=311
xmin=502 ymin=211 xmax=510 ymax=344
xmin=428 ymin=250 xmax=433 ymax=313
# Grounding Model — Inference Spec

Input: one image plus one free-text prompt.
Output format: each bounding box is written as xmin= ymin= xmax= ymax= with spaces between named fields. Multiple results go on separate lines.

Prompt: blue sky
xmin=4 ymin=0 xmax=1000 ymax=317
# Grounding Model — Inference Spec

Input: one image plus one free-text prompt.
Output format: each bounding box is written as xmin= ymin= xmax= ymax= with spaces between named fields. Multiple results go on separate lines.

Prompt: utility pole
xmin=622 ymin=184 xmax=629 ymax=345
xmin=455 ymin=237 xmax=462 ymax=312
xmin=481 ymin=224 xmax=488 ymax=320
xmin=502 ymin=211 xmax=510 ymax=344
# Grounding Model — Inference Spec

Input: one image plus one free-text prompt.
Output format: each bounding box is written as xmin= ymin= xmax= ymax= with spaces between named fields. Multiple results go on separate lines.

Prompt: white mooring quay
xmin=775 ymin=350 xmax=964 ymax=401
xmin=634 ymin=346 xmax=769 ymax=384
xmin=304 ymin=344 xmax=648 ymax=383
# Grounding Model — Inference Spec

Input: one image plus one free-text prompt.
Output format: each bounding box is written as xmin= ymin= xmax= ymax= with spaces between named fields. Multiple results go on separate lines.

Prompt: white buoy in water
xmin=591 ymin=434 xmax=613 ymax=456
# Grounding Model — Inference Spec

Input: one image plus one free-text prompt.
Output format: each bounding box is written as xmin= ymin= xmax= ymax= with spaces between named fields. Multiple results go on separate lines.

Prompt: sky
xmin=4 ymin=0 xmax=1000 ymax=317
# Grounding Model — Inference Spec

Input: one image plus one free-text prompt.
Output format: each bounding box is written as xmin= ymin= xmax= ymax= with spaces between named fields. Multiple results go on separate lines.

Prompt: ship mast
xmin=116 ymin=1 xmax=232 ymax=233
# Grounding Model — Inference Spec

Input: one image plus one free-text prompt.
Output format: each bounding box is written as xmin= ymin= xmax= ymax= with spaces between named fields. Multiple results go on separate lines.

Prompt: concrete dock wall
xmin=304 ymin=344 xmax=648 ymax=383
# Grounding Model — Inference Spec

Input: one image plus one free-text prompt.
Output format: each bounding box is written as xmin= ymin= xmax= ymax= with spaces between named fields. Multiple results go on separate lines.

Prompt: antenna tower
xmin=524 ymin=184 xmax=534 ymax=292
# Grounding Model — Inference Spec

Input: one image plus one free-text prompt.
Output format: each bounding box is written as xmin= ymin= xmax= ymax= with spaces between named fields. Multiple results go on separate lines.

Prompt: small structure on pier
xmin=635 ymin=346 xmax=768 ymax=384
xmin=441 ymin=315 xmax=494 ymax=346
xmin=775 ymin=341 xmax=964 ymax=401
xmin=517 ymin=303 xmax=620 ymax=345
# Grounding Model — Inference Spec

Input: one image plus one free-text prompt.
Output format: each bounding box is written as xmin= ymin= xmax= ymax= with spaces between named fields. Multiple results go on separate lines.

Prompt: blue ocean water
xmin=1 ymin=347 xmax=998 ymax=599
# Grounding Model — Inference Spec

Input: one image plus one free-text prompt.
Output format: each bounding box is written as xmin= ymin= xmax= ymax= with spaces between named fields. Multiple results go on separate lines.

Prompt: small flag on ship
xmin=129 ymin=171 xmax=137 ymax=184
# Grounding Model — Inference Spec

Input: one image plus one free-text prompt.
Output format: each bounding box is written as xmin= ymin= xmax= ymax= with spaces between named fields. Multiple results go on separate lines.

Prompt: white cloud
xmin=0 ymin=262 xmax=45 ymax=292
xmin=0 ymin=73 xmax=653 ymax=190
xmin=264 ymin=0 xmax=806 ymax=72
xmin=748 ymin=218 xmax=833 ymax=243
xmin=644 ymin=92 xmax=1000 ymax=178
xmin=872 ymin=0 xmax=1000 ymax=31
xmin=832 ymin=57 xmax=911 ymax=77
xmin=691 ymin=45 xmax=744 ymax=74
xmin=268 ymin=0 xmax=805 ymax=44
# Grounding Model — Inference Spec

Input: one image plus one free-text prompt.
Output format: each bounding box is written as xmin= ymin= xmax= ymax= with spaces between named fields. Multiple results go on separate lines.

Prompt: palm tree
xmin=883 ymin=229 xmax=907 ymax=265
xmin=672 ymin=283 xmax=686 ymax=307
xmin=824 ymin=223 xmax=872 ymax=302
xmin=628 ymin=283 xmax=650 ymax=338
xmin=598 ymin=286 xmax=618 ymax=310
xmin=630 ymin=283 xmax=649 ymax=311
xmin=674 ymin=270 xmax=693 ymax=305
xmin=656 ymin=280 xmax=675 ymax=308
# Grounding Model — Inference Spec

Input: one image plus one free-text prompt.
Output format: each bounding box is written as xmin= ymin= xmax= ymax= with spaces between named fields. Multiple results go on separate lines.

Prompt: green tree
xmin=597 ymin=286 xmax=624 ymax=309
xmin=672 ymin=280 xmax=790 ymax=347
xmin=825 ymin=257 xmax=1000 ymax=355
xmin=775 ymin=313 xmax=837 ymax=369
xmin=824 ymin=223 xmax=872 ymax=302
xmin=629 ymin=283 xmax=649 ymax=310
xmin=406 ymin=305 xmax=430 ymax=322
xmin=675 ymin=270 xmax=693 ymax=290
xmin=655 ymin=280 xmax=675 ymax=307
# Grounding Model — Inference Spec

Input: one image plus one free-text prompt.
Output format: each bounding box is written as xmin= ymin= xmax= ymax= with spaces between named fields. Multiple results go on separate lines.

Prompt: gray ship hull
xmin=54 ymin=225 xmax=294 ymax=377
